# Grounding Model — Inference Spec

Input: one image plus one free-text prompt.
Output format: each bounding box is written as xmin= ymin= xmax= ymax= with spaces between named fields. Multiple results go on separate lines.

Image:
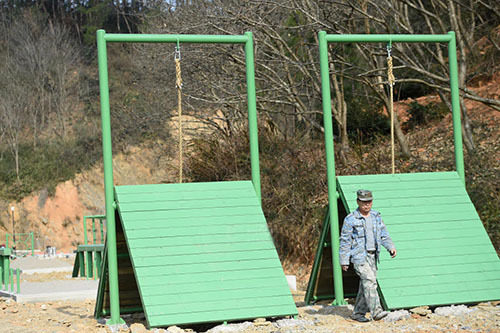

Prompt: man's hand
xmin=389 ymin=249 xmax=397 ymax=258
xmin=342 ymin=265 xmax=349 ymax=271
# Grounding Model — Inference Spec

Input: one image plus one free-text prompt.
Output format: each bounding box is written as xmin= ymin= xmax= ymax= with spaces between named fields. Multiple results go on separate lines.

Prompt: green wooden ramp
xmin=337 ymin=171 xmax=500 ymax=309
xmin=109 ymin=180 xmax=297 ymax=327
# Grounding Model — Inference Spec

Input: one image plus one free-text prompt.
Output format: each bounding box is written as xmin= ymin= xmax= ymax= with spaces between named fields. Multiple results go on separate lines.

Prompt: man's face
xmin=357 ymin=199 xmax=373 ymax=215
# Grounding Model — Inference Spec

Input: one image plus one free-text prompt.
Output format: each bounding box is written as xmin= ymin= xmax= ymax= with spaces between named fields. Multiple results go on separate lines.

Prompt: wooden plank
xmin=120 ymin=206 xmax=264 ymax=221
xmin=390 ymin=235 xmax=491 ymax=249
xmin=119 ymin=197 xmax=261 ymax=213
xmin=378 ymin=270 xmax=500 ymax=288
xmin=369 ymin=204 xmax=476 ymax=217
xmin=364 ymin=195 xmax=470 ymax=209
xmin=340 ymin=182 xmax=464 ymax=194
xmin=119 ymin=214 xmax=266 ymax=230
xmin=126 ymin=232 xmax=273 ymax=248
xmin=132 ymin=249 xmax=279 ymax=267
xmin=387 ymin=219 xmax=478 ymax=233
xmin=143 ymin=285 xmax=291 ymax=307
xmin=386 ymin=289 xmax=500 ymax=309
xmin=148 ymin=304 xmax=297 ymax=328
xmin=134 ymin=258 xmax=281 ymax=276
xmin=380 ymin=252 xmax=500 ymax=269
xmin=140 ymin=276 xmax=288 ymax=296
xmin=131 ymin=240 xmax=275 ymax=257
xmin=348 ymin=187 xmax=467 ymax=199
xmin=382 ymin=279 xmax=500 ymax=297
xmin=115 ymin=180 xmax=252 ymax=194
xmin=337 ymin=171 xmax=459 ymax=184
xmin=146 ymin=295 xmax=295 ymax=317
xmin=391 ymin=227 xmax=488 ymax=242
xmin=124 ymin=222 xmax=270 ymax=239
xmin=138 ymin=267 xmax=286 ymax=285
xmin=378 ymin=261 xmax=500 ymax=279
xmin=378 ymin=244 xmax=496 ymax=260
xmin=116 ymin=188 xmax=257 ymax=203
xmin=382 ymin=211 xmax=480 ymax=225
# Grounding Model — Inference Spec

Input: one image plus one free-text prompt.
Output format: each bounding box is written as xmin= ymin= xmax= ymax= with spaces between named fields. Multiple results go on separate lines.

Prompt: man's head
xmin=356 ymin=189 xmax=373 ymax=215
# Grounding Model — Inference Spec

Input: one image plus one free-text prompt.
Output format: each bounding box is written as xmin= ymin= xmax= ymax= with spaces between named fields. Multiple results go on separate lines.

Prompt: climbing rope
xmin=387 ymin=43 xmax=396 ymax=174
xmin=175 ymin=43 xmax=183 ymax=183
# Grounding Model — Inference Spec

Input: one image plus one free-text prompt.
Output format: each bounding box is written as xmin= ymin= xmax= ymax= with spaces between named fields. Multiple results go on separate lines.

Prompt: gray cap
xmin=357 ymin=189 xmax=373 ymax=201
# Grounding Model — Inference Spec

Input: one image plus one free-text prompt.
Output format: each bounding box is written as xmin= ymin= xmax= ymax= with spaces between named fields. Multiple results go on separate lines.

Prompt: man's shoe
xmin=351 ymin=314 xmax=370 ymax=323
xmin=373 ymin=311 xmax=389 ymax=321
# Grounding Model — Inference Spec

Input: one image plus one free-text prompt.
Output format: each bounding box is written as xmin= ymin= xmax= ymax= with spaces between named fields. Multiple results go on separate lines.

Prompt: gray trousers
xmin=352 ymin=252 xmax=383 ymax=317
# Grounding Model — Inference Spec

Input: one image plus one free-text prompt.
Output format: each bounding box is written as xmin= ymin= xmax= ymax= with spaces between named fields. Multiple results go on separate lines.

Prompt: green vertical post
xmin=318 ymin=31 xmax=346 ymax=306
xmin=6 ymin=234 xmax=9 ymax=248
xmin=3 ymin=254 xmax=9 ymax=291
xmin=87 ymin=251 xmax=93 ymax=278
xmin=9 ymin=269 xmax=13 ymax=292
xmin=83 ymin=216 xmax=88 ymax=245
xmin=30 ymin=232 xmax=34 ymax=256
xmin=100 ymin=218 xmax=105 ymax=243
xmin=92 ymin=218 xmax=97 ymax=244
xmin=244 ymin=31 xmax=262 ymax=204
xmin=16 ymin=268 xmax=20 ymax=294
xmin=97 ymin=29 xmax=124 ymax=325
xmin=447 ymin=31 xmax=465 ymax=184
xmin=96 ymin=251 xmax=103 ymax=277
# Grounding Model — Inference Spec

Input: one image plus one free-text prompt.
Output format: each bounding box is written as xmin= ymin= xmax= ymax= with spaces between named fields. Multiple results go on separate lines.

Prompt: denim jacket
xmin=339 ymin=208 xmax=394 ymax=265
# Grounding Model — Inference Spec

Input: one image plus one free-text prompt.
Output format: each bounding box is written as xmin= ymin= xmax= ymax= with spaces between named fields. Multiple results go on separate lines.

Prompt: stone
xmin=41 ymin=304 xmax=48 ymax=310
xmin=253 ymin=318 xmax=270 ymax=326
xmin=275 ymin=318 xmax=314 ymax=328
xmin=383 ymin=310 xmax=410 ymax=322
xmin=130 ymin=323 xmax=148 ymax=333
xmin=410 ymin=306 xmax=431 ymax=316
xmin=206 ymin=322 xmax=253 ymax=332
xmin=166 ymin=326 xmax=185 ymax=333
xmin=434 ymin=305 xmax=475 ymax=317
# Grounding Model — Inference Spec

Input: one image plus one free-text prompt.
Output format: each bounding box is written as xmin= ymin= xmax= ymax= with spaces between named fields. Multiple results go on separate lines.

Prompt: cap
xmin=357 ymin=189 xmax=373 ymax=201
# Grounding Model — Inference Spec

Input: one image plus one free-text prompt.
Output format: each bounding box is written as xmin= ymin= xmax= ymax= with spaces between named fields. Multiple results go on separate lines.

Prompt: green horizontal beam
xmin=325 ymin=34 xmax=452 ymax=43
xmin=104 ymin=33 xmax=248 ymax=44
xmin=83 ymin=215 xmax=106 ymax=219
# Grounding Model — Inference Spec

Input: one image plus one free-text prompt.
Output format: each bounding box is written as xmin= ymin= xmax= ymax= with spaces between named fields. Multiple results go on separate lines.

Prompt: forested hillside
xmin=0 ymin=1 xmax=498 ymax=260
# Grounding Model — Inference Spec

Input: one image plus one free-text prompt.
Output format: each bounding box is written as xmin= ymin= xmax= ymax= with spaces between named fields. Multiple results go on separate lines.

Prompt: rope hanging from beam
xmin=175 ymin=43 xmax=183 ymax=183
xmin=387 ymin=43 xmax=396 ymax=174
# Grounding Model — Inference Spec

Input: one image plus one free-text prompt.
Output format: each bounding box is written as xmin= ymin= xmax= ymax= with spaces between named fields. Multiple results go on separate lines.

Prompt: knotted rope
xmin=387 ymin=43 xmax=396 ymax=174
xmin=175 ymin=44 xmax=183 ymax=183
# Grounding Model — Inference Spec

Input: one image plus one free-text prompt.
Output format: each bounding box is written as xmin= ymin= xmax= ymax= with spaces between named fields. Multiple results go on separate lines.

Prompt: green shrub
xmin=0 ymin=137 xmax=101 ymax=201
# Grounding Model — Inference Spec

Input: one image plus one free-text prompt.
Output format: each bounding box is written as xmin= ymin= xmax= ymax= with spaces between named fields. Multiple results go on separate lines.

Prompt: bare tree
xmin=352 ymin=0 xmax=500 ymax=151
xmin=3 ymin=10 xmax=81 ymax=143
xmin=0 ymin=69 xmax=29 ymax=179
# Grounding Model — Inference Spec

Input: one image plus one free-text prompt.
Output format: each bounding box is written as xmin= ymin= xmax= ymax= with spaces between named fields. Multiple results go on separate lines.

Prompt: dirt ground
xmin=1 ymin=292 xmax=499 ymax=333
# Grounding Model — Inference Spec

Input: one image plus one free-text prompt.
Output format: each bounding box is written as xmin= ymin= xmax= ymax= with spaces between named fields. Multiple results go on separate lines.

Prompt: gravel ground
xmin=2 ymin=257 xmax=499 ymax=332
xmin=1 ymin=295 xmax=499 ymax=333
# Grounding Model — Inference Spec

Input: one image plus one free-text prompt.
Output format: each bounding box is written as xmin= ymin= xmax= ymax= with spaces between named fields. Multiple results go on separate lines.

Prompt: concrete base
xmin=0 ymin=279 xmax=98 ymax=303
xmin=20 ymin=266 xmax=73 ymax=274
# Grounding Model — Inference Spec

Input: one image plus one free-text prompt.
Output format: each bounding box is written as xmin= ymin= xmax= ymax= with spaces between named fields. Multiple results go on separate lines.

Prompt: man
xmin=339 ymin=189 xmax=397 ymax=322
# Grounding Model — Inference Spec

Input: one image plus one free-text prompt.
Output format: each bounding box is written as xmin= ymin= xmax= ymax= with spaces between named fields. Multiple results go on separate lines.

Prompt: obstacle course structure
xmin=94 ymin=30 xmax=297 ymax=327
xmin=306 ymin=32 xmax=500 ymax=309
xmin=5 ymin=232 xmax=35 ymax=256
xmin=72 ymin=215 xmax=105 ymax=280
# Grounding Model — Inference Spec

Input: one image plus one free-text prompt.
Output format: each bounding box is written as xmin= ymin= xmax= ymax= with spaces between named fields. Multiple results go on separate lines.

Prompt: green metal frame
xmin=96 ymin=30 xmax=261 ymax=325
xmin=83 ymin=215 xmax=106 ymax=245
xmin=317 ymin=31 xmax=464 ymax=305
xmin=6 ymin=232 xmax=34 ymax=256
